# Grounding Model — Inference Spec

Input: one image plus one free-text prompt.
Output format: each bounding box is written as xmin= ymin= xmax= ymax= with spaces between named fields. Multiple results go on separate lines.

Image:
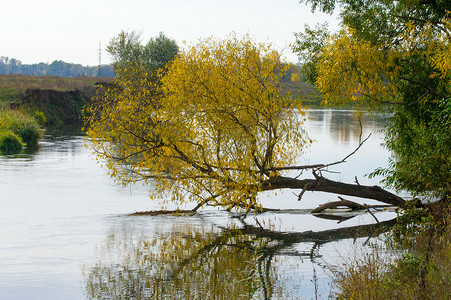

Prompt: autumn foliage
xmin=85 ymin=34 xmax=308 ymax=211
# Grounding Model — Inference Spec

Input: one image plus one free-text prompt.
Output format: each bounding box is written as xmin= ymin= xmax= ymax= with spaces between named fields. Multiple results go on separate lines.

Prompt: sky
xmin=1 ymin=0 xmax=340 ymax=66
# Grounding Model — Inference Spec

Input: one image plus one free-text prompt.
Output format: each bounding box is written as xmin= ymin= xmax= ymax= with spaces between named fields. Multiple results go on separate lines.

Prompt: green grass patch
xmin=0 ymin=87 xmax=20 ymax=106
xmin=0 ymin=109 xmax=43 ymax=151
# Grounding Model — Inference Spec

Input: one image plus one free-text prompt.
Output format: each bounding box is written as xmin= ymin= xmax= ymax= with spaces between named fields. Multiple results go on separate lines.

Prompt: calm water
xmin=0 ymin=109 xmax=399 ymax=299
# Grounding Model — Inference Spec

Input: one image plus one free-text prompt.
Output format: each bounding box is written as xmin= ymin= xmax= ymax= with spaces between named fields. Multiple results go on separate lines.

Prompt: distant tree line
xmin=0 ymin=56 xmax=115 ymax=78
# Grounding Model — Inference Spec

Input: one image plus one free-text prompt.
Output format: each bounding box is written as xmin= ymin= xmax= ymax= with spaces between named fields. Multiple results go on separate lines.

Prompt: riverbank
xmin=0 ymin=75 xmax=113 ymax=127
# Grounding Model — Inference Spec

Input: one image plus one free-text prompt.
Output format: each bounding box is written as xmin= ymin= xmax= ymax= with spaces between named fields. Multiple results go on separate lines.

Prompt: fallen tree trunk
xmin=262 ymin=175 xmax=406 ymax=208
xmin=311 ymin=198 xmax=366 ymax=213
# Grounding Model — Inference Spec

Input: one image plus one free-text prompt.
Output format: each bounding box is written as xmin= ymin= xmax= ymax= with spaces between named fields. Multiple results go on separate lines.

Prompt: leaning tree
xmin=85 ymin=33 xmax=407 ymax=214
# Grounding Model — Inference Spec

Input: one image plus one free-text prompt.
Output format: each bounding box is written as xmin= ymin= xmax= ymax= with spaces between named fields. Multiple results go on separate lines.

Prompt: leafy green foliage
xmin=143 ymin=32 xmax=179 ymax=73
xmin=294 ymin=0 xmax=451 ymax=200
xmin=17 ymin=122 xmax=40 ymax=146
xmin=0 ymin=109 xmax=42 ymax=148
xmin=106 ymin=31 xmax=178 ymax=79
xmin=0 ymin=130 xmax=23 ymax=154
xmin=292 ymin=23 xmax=329 ymax=83
xmin=33 ymin=110 xmax=47 ymax=126
xmin=383 ymin=100 xmax=451 ymax=198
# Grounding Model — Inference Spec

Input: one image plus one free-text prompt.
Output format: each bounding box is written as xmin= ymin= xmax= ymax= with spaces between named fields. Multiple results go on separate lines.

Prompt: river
xmin=0 ymin=109 xmax=399 ymax=299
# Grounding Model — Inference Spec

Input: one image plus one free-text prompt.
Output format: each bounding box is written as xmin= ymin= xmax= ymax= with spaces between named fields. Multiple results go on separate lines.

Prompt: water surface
xmin=0 ymin=109 xmax=398 ymax=299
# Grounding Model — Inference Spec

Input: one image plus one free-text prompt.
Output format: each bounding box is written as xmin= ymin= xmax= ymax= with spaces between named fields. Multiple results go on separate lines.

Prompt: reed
xmin=333 ymin=205 xmax=451 ymax=299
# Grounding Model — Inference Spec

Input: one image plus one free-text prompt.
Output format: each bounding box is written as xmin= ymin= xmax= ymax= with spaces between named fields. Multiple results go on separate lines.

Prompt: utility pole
xmin=98 ymin=42 xmax=102 ymax=66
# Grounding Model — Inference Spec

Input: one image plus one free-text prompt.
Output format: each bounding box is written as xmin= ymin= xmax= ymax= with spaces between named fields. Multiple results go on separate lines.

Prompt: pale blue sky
xmin=1 ymin=0 xmax=339 ymax=66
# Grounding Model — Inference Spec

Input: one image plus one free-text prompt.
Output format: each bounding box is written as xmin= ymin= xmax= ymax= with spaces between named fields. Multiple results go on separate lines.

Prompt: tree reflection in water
xmin=84 ymin=214 xmax=395 ymax=299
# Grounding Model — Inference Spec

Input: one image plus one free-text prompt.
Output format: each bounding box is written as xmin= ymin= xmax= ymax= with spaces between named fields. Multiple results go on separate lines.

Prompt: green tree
xmin=106 ymin=31 xmax=178 ymax=79
xmin=294 ymin=0 xmax=451 ymax=201
xmin=92 ymin=65 xmax=115 ymax=78
xmin=106 ymin=30 xmax=142 ymax=70
xmin=143 ymin=32 xmax=179 ymax=73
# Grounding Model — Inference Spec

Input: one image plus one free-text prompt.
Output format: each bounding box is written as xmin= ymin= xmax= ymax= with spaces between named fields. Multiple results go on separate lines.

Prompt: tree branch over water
xmin=85 ymin=34 xmax=410 ymax=218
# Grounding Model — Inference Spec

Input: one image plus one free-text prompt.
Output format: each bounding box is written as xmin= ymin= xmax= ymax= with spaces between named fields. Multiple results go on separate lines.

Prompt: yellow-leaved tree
xmin=85 ymin=34 xmax=407 ymax=213
xmin=85 ymin=34 xmax=309 ymax=212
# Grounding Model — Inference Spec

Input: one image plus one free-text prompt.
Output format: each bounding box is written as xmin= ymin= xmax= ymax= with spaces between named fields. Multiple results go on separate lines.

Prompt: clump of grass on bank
xmin=333 ymin=203 xmax=451 ymax=299
xmin=0 ymin=109 xmax=43 ymax=154
xmin=0 ymin=130 xmax=24 ymax=153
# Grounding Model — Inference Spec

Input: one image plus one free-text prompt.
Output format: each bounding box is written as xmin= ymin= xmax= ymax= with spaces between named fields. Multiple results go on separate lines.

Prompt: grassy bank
xmin=333 ymin=203 xmax=451 ymax=299
xmin=1 ymin=74 xmax=320 ymax=104
xmin=0 ymin=74 xmax=106 ymax=106
xmin=0 ymin=75 xmax=114 ymax=127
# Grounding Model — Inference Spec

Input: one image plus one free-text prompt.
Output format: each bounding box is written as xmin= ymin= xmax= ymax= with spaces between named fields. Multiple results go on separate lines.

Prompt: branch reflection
xmin=84 ymin=215 xmax=395 ymax=299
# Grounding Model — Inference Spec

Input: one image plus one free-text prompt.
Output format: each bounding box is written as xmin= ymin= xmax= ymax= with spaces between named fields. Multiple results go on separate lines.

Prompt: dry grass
xmin=0 ymin=74 xmax=112 ymax=106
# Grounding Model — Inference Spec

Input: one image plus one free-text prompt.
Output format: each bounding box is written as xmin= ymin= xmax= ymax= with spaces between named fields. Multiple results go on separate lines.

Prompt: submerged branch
xmin=311 ymin=198 xmax=366 ymax=213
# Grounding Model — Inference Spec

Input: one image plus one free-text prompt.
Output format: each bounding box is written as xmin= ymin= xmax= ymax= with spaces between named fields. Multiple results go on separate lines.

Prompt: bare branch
xmin=364 ymin=203 xmax=380 ymax=223
xmin=311 ymin=198 xmax=366 ymax=213
xmin=268 ymin=117 xmax=370 ymax=174
xmin=399 ymin=76 xmax=449 ymax=99
xmin=355 ymin=176 xmax=360 ymax=186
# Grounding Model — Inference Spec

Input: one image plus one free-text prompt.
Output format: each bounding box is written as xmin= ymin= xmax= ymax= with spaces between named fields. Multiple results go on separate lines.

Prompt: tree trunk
xmin=262 ymin=175 xmax=406 ymax=207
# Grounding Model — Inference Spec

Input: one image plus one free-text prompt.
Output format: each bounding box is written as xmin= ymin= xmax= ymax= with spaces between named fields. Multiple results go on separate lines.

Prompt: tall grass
xmin=0 ymin=74 xmax=112 ymax=106
xmin=0 ymin=74 xmax=103 ymax=92
xmin=333 ymin=204 xmax=451 ymax=299
xmin=0 ymin=130 xmax=24 ymax=153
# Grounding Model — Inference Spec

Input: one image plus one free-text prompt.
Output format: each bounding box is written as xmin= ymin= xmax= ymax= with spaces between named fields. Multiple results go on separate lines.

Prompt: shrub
xmin=33 ymin=110 xmax=47 ymax=126
xmin=0 ymin=130 xmax=23 ymax=154
xmin=0 ymin=109 xmax=42 ymax=146
xmin=17 ymin=123 xmax=41 ymax=146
